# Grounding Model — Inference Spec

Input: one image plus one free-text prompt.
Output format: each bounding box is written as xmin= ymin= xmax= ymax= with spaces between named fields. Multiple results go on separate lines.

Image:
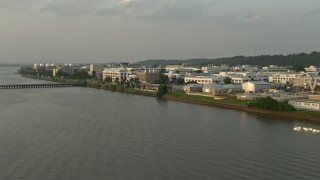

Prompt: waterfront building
xmin=102 ymin=68 xmax=129 ymax=82
xmin=33 ymin=63 xmax=46 ymax=72
xmin=136 ymin=71 xmax=160 ymax=83
xmin=236 ymin=93 xmax=268 ymax=100
xmin=89 ymin=64 xmax=105 ymax=78
xmin=183 ymin=84 xmax=203 ymax=93
xmin=60 ymin=63 xmax=79 ymax=75
xmin=52 ymin=68 xmax=59 ymax=77
xmin=223 ymin=84 xmax=242 ymax=92
xmin=242 ymin=81 xmax=270 ymax=93
xmin=289 ymin=99 xmax=320 ymax=111
xmin=202 ymin=83 xmax=225 ymax=95
xmin=102 ymin=63 xmax=160 ymax=83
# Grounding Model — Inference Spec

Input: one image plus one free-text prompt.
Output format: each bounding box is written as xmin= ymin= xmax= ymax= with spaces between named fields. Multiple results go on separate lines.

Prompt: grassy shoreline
xmin=164 ymin=91 xmax=320 ymax=122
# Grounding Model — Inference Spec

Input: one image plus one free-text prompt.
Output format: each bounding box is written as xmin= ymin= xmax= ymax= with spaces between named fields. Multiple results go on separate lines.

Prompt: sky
xmin=0 ymin=0 xmax=320 ymax=63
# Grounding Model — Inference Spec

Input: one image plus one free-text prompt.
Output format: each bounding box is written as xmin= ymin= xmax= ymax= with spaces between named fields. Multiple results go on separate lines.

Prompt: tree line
xmin=137 ymin=51 xmax=320 ymax=67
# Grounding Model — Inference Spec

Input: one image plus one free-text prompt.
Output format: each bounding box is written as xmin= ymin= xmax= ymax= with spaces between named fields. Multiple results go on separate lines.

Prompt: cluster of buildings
xmin=32 ymin=62 xmax=162 ymax=84
xmin=32 ymin=62 xmax=320 ymax=112
xmin=167 ymin=64 xmax=320 ymax=111
xmin=101 ymin=62 xmax=161 ymax=83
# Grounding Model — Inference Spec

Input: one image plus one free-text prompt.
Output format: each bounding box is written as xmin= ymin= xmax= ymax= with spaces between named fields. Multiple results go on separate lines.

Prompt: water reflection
xmin=293 ymin=126 xmax=320 ymax=134
xmin=239 ymin=112 xmax=248 ymax=124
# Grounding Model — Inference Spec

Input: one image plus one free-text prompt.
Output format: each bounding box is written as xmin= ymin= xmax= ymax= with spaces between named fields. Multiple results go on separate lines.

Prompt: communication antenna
xmin=309 ymin=77 xmax=317 ymax=94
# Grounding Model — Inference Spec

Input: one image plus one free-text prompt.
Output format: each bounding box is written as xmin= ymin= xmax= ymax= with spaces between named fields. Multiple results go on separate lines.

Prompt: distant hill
xmin=136 ymin=51 xmax=320 ymax=67
xmin=135 ymin=59 xmax=182 ymax=66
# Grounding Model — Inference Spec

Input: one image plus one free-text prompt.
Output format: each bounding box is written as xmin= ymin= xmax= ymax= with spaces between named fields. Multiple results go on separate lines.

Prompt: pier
xmin=0 ymin=83 xmax=84 ymax=89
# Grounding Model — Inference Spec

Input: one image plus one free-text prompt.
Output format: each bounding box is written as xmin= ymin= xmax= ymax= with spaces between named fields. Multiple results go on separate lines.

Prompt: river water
xmin=0 ymin=67 xmax=320 ymax=180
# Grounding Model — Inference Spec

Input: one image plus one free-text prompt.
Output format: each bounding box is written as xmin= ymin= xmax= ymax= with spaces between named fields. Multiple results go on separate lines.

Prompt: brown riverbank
xmin=162 ymin=95 xmax=320 ymax=122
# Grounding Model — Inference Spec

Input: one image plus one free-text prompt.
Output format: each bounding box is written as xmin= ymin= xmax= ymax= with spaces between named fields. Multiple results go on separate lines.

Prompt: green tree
xmin=56 ymin=69 xmax=62 ymax=79
xmin=156 ymin=84 xmax=168 ymax=97
xmin=119 ymin=84 xmax=125 ymax=91
xmin=110 ymin=84 xmax=117 ymax=91
xmin=114 ymin=77 xmax=120 ymax=85
xmin=292 ymin=65 xmax=306 ymax=72
xmin=156 ymin=74 xmax=169 ymax=84
xmin=223 ymin=77 xmax=232 ymax=84
xmin=176 ymin=78 xmax=185 ymax=85
xmin=91 ymin=70 xmax=97 ymax=79
xmin=104 ymin=76 xmax=112 ymax=83
xmin=248 ymin=97 xmax=296 ymax=111
xmin=196 ymin=70 xmax=203 ymax=74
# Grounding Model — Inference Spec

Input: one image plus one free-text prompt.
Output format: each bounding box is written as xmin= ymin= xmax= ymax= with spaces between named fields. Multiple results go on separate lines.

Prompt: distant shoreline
xmin=162 ymin=96 xmax=320 ymax=122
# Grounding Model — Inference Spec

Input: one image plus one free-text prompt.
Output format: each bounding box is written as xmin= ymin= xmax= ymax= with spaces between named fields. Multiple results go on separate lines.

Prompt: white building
xmin=219 ymin=71 xmax=269 ymax=85
xmin=289 ymin=100 xmax=320 ymax=111
xmin=102 ymin=63 xmax=160 ymax=82
xmin=262 ymin=65 xmax=289 ymax=73
xmin=184 ymin=76 xmax=224 ymax=85
xmin=102 ymin=68 xmax=130 ymax=82
xmin=305 ymin=66 xmax=320 ymax=72
xmin=231 ymin=76 xmax=250 ymax=85
xmin=168 ymin=67 xmax=201 ymax=74
xmin=202 ymin=65 xmax=229 ymax=74
xmin=269 ymin=73 xmax=302 ymax=83
xmin=232 ymin=65 xmax=259 ymax=72
xmin=242 ymin=81 xmax=270 ymax=93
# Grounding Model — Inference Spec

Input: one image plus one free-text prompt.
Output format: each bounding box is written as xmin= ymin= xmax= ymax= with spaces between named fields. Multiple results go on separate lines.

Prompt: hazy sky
xmin=0 ymin=0 xmax=320 ymax=63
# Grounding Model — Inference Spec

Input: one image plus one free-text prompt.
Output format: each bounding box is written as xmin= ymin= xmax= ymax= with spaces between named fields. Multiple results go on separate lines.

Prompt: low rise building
xmin=231 ymin=76 xmax=250 ymax=85
xmin=220 ymin=71 xmax=269 ymax=85
xmin=202 ymin=83 xmax=224 ymax=94
xmin=242 ymin=81 xmax=270 ymax=93
xmin=102 ymin=68 xmax=129 ymax=82
xmin=89 ymin=64 xmax=105 ymax=78
xmin=60 ymin=63 xmax=79 ymax=76
xmin=183 ymin=84 xmax=203 ymax=93
xmin=289 ymin=100 xmax=320 ymax=111
xmin=262 ymin=65 xmax=289 ymax=73
xmin=136 ymin=71 xmax=160 ymax=83
xmin=269 ymin=73 xmax=302 ymax=83
xmin=202 ymin=65 xmax=229 ymax=73
xmin=309 ymin=95 xmax=320 ymax=100
xmin=232 ymin=65 xmax=259 ymax=72
xmin=305 ymin=66 xmax=320 ymax=72
xmin=184 ymin=76 xmax=224 ymax=85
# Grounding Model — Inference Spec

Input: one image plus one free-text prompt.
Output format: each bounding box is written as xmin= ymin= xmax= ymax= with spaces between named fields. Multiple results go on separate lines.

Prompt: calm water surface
xmin=1 ymin=67 xmax=320 ymax=180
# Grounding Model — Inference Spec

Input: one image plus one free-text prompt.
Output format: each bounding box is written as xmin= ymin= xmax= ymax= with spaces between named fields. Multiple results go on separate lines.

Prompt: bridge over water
xmin=0 ymin=83 xmax=85 ymax=89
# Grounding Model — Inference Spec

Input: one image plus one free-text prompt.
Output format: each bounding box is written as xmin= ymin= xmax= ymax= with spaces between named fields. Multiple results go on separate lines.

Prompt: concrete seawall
xmin=162 ymin=96 xmax=320 ymax=122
